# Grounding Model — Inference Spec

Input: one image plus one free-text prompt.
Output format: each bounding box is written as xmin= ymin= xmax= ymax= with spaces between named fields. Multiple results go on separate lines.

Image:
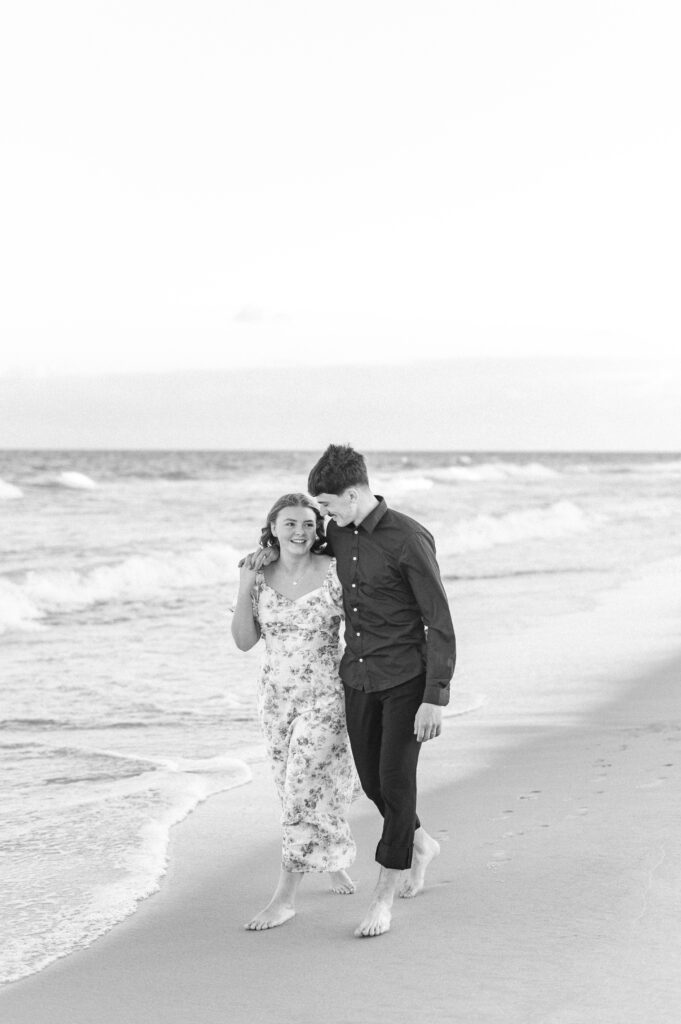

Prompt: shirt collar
xmin=356 ymin=495 xmax=388 ymax=534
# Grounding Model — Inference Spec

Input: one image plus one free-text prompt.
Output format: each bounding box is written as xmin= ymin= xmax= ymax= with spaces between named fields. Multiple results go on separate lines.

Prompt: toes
xmin=329 ymin=873 xmax=356 ymax=895
xmin=354 ymin=916 xmax=390 ymax=937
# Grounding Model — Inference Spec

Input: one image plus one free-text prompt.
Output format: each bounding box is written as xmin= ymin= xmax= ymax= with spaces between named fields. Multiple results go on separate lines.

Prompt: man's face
xmin=314 ymin=490 xmax=356 ymax=528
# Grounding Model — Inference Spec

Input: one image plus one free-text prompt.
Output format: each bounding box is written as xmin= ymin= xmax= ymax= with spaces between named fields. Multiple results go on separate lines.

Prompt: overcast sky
xmin=1 ymin=3 xmax=679 ymax=447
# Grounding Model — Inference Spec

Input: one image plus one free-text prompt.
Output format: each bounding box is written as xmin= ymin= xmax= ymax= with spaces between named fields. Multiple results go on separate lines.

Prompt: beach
xmin=2 ymin=449 xmax=681 ymax=1017
xmin=2 ymin=650 xmax=680 ymax=1024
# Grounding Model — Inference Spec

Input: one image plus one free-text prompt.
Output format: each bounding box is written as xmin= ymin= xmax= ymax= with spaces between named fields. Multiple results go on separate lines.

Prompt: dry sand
xmin=2 ymin=656 xmax=681 ymax=1024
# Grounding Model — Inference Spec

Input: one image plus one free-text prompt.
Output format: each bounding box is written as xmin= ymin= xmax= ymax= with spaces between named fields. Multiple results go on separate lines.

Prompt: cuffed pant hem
xmin=375 ymin=839 xmax=413 ymax=870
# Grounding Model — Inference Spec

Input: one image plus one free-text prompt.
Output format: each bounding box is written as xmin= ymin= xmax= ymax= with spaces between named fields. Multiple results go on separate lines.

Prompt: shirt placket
xmin=349 ymin=526 xmax=369 ymax=689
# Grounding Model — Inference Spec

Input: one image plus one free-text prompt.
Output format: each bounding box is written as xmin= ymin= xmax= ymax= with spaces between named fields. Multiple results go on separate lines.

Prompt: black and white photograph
xmin=1 ymin=3 xmax=680 ymax=1022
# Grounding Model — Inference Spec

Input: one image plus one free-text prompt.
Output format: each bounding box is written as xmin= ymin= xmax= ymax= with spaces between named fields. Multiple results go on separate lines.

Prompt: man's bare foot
xmin=354 ymin=899 xmax=392 ymax=937
xmin=244 ymin=897 xmax=295 ymax=931
xmin=398 ymin=828 xmax=440 ymax=898
xmin=328 ymin=870 xmax=356 ymax=894
xmin=354 ymin=865 xmax=399 ymax=937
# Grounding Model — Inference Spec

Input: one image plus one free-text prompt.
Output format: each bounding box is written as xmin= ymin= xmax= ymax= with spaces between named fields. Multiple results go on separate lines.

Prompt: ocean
xmin=1 ymin=449 xmax=680 ymax=987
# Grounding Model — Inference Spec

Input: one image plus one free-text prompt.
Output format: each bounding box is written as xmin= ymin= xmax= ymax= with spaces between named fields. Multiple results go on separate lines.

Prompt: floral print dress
xmin=252 ymin=558 xmax=357 ymax=873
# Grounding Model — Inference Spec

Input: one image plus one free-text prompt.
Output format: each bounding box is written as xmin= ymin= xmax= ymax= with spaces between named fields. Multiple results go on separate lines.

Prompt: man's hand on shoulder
xmin=237 ymin=547 xmax=280 ymax=571
xmin=414 ymin=702 xmax=442 ymax=742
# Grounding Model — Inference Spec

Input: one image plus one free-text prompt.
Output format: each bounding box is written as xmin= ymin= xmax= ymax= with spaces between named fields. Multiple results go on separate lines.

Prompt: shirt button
xmin=354 ymin=530 xmax=358 ymax=535
xmin=351 ymin=583 xmax=356 ymax=588
xmin=356 ymin=631 xmax=360 ymax=636
xmin=359 ymin=658 xmax=363 ymax=663
xmin=352 ymin=556 xmax=357 ymax=561
xmin=353 ymin=607 xmax=358 ymax=612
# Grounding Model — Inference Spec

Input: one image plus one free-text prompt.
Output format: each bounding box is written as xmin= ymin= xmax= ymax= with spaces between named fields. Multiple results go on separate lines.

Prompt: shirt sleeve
xmin=400 ymin=531 xmax=456 ymax=706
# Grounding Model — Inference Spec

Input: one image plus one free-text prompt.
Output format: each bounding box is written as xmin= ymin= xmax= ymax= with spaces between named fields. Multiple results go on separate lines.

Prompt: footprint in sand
xmin=566 ymin=807 xmax=589 ymax=821
xmin=486 ymin=850 xmax=511 ymax=869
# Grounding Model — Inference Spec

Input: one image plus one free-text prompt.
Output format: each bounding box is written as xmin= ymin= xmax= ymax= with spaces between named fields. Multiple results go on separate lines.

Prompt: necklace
xmin=284 ymin=560 xmax=312 ymax=586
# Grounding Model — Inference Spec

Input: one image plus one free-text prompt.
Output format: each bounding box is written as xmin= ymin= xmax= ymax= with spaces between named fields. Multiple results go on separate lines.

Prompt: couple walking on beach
xmin=232 ymin=444 xmax=456 ymax=937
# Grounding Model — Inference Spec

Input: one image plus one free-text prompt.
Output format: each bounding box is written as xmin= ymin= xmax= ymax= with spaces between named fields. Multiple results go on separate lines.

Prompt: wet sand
xmin=2 ymin=655 xmax=681 ymax=1024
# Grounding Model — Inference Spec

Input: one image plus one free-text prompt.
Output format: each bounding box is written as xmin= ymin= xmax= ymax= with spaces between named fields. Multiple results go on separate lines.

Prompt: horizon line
xmin=2 ymin=447 xmax=680 ymax=456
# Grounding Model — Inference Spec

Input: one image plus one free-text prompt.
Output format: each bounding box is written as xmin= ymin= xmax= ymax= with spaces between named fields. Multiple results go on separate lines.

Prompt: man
xmin=306 ymin=444 xmax=455 ymax=938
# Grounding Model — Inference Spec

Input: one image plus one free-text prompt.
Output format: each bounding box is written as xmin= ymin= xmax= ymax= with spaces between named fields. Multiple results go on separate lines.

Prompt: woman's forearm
xmin=231 ymin=587 xmax=260 ymax=650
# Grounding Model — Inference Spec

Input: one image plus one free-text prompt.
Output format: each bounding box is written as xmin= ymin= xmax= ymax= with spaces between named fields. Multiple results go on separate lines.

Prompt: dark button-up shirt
xmin=325 ymin=497 xmax=455 ymax=706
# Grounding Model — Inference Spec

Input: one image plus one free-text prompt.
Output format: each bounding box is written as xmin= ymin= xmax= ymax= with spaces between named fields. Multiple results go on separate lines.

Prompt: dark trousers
xmin=343 ymin=674 xmax=425 ymax=870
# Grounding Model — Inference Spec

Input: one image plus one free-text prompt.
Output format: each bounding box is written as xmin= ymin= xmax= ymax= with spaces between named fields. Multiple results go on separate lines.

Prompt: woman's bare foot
xmin=244 ymin=898 xmax=296 ymax=931
xmin=245 ymin=867 xmax=302 ymax=931
xmin=328 ymin=870 xmax=356 ymax=894
xmin=398 ymin=828 xmax=440 ymax=898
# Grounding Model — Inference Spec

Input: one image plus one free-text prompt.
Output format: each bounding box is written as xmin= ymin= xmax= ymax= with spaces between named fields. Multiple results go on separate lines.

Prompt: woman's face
xmin=271 ymin=505 xmax=318 ymax=555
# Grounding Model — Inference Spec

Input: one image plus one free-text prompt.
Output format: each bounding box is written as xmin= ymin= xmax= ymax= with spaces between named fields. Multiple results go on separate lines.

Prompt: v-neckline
xmin=262 ymin=581 xmax=324 ymax=604
xmin=261 ymin=559 xmax=333 ymax=604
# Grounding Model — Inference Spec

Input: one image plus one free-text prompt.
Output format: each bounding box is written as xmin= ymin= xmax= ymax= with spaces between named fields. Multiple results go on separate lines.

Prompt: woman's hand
xmin=238 ymin=559 xmax=257 ymax=591
xmin=232 ymin=556 xmax=262 ymax=651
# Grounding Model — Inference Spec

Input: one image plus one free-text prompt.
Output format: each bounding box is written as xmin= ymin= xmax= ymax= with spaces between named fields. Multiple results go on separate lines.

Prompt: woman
xmin=232 ymin=492 xmax=357 ymax=931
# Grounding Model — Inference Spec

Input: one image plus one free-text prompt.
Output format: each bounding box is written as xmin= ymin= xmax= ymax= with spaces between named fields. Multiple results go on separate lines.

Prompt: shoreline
xmin=3 ymin=653 xmax=681 ymax=1022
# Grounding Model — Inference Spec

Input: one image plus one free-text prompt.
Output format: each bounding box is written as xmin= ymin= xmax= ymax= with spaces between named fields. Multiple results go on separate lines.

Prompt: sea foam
xmin=0 ymin=479 xmax=23 ymax=500
xmin=427 ymin=461 xmax=560 ymax=483
xmin=446 ymin=501 xmax=589 ymax=554
xmin=0 ymin=543 xmax=242 ymax=633
xmin=1 ymin=751 xmax=252 ymax=986
xmin=56 ymin=471 xmax=98 ymax=489
xmin=379 ymin=474 xmax=435 ymax=495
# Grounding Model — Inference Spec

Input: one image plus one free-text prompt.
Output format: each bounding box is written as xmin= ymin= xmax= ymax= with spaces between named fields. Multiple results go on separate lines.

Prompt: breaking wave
xmin=56 ymin=471 xmax=98 ymax=489
xmin=427 ymin=461 xmax=560 ymax=483
xmin=0 ymin=478 xmax=23 ymax=500
xmin=445 ymin=501 xmax=590 ymax=554
xmin=0 ymin=543 xmax=242 ymax=633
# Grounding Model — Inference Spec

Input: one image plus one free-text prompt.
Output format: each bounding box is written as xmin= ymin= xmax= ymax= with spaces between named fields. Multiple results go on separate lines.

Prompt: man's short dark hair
xmin=307 ymin=444 xmax=370 ymax=496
